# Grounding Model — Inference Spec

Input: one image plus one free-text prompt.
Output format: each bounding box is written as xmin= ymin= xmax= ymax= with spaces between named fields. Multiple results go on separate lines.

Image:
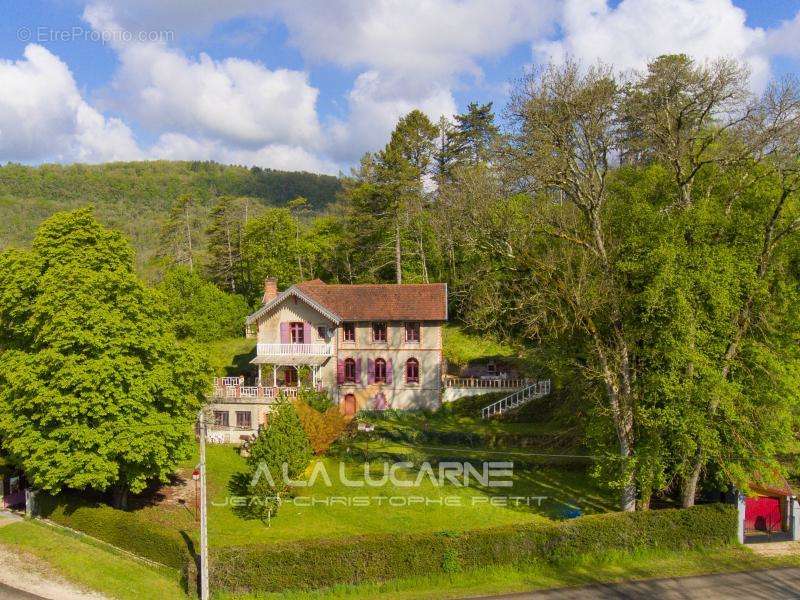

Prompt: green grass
xmin=207 ymin=337 xmax=257 ymax=376
xmin=217 ymin=545 xmax=800 ymax=600
xmin=0 ymin=519 xmax=185 ymax=600
xmin=442 ymin=324 xmax=521 ymax=370
xmin=200 ymin=445 xmax=592 ymax=546
xmin=114 ymin=442 xmax=610 ymax=549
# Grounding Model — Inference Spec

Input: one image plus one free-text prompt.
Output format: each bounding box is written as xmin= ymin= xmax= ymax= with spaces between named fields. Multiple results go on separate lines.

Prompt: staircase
xmin=481 ymin=380 xmax=551 ymax=419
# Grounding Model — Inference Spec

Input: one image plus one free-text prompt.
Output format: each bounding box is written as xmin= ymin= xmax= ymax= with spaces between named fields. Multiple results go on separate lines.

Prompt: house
xmin=208 ymin=278 xmax=447 ymax=441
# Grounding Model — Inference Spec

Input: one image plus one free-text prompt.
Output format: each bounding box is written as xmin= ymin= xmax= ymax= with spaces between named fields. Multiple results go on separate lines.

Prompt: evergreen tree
xmin=245 ymin=399 xmax=312 ymax=520
xmin=453 ymin=102 xmax=499 ymax=165
xmin=205 ymin=196 xmax=252 ymax=293
xmin=158 ymin=193 xmax=198 ymax=272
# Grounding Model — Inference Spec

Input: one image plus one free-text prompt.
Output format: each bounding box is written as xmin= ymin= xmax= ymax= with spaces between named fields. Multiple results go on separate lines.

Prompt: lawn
xmin=218 ymin=545 xmax=800 ymax=600
xmin=207 ymin=337 xmax=257 ymax=377
xmin=442 ymin=324 xmax=523 ymax=370
xmin=71 ymin=440 xmax=610 ymax=551
xmin=0 ymin=519 xmax=184 ymax=600
xmin=198 ymin=444 xmax=612 ymax=547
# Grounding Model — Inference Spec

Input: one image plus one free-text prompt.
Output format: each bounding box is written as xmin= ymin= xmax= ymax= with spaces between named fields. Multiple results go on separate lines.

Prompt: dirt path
xmin=0 ymin=518 xmax=108 ymax=600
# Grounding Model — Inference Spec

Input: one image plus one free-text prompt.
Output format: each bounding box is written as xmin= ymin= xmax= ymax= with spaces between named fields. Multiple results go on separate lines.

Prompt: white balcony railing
xmin=211 ymin=378 xmax=301 ymax=401
xmin=444 ymin=376 xmax=532 ymax=389
xmin=256 ymin=343 xmax=332 ymax=357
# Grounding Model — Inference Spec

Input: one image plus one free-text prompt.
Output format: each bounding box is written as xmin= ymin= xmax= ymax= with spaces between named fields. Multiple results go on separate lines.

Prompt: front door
xmin=343 ymin=393 xmax=356 ymax=416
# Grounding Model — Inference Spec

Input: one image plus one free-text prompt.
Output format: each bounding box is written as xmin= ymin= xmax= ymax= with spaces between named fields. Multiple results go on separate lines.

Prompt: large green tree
xmin=157 ymin=267 xmax=249 ymax=341
xmin=0 ymin=208 xmax=209 ymax=507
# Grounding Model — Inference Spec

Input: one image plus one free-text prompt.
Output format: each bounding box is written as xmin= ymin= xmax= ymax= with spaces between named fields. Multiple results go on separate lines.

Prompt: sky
xmin=0 ymin=1 xmax=799 ymax=175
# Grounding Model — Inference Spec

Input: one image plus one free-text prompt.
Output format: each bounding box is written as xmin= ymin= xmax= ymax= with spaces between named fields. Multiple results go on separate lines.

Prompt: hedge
xmin=37 ymin=493 xmax=191 ymax=570
xmin=206 ymin=503 xmax=737 ymax=594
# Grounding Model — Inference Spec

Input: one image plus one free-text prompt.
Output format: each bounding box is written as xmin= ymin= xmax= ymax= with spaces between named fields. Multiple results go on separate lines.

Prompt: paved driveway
xmin=472 ymin=567 xmax=800 ymax=599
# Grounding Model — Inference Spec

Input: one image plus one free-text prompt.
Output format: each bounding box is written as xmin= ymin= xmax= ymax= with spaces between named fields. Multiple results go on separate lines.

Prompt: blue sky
xmin=0 ymin=1 xmax=799 ymax=174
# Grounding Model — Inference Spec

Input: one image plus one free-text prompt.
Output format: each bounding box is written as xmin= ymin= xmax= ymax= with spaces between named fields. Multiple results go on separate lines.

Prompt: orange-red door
xmin=343 ymin=394 xmax=356 ymax=416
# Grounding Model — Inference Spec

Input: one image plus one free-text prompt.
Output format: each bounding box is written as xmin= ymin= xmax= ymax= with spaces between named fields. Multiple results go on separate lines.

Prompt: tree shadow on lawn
xmin=225 ymin=348 xmax=257 ymax=377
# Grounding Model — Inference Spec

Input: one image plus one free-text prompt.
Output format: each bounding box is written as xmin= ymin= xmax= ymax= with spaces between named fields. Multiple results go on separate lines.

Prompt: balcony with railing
xmin=252 ymin=342 xmax=332 ymax=365
xmin=211 ymin=377 xmax=299 ymax=402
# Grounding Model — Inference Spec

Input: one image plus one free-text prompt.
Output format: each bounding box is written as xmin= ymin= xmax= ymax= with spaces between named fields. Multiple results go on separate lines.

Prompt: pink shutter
xmin=303 ymin=322 xmax=312 ymax=343
xmin=355 ymin=358 xmax=362 ymax=384
xmin=337 ymin=360 xmax=344 ymax=384
xmin=386 ymin=359 xmax=393 ymax=384
xmin=280 ymin=322 xmax=289 ymax=343
xmin=404 ymin=359 xmax=408 ymax=383
xmin=367 ymin=359 xmax=375 ymax=384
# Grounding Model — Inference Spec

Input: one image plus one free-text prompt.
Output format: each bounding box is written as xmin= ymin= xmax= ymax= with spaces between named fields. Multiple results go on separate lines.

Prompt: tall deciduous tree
xmin=0 ymin=208 xmax=209 ymax=508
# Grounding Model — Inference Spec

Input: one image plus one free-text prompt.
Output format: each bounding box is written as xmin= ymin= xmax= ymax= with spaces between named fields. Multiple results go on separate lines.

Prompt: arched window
xmin=344 ymin=358 xmax=356 ymax=383
xmin=405 ymin=358 xmax=419 ymax=383
xmin=374 ymin=358 xmax=387 ymax=383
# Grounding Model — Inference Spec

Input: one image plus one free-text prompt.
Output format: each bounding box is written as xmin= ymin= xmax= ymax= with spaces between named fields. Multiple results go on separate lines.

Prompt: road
xmin=0 ymin=582 xmax=44 ymax=600
xmin=472 ymin=567 xmax=800 ymax=599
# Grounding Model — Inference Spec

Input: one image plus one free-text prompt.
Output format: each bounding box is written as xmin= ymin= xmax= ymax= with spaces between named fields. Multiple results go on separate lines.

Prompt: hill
xmin=0 ymin=160 xmax=341 ymax=276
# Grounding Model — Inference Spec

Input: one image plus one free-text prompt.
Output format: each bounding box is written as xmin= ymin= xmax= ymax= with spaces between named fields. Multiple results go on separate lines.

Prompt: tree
xmin=157 ymin=267 xmax=249 ymax=342
xmin=240 ymin=208 xmax=302 ymax=302
xmin=0 ymin=208 xmax=209 ymax=508
xmin=158 ymin=194 xmax=199 ymax=271
xmin=206 ymin=195 xmax=254 ymax=293
xmin=621 ymin=55 xmax=800 ymax=506
xmin=453 ymin=101 xmax=499 ymax=165
xmin=340 ymin=111 xmax=439 ymax=284
xmin=245 ymin=399 xmax=312 ymax=520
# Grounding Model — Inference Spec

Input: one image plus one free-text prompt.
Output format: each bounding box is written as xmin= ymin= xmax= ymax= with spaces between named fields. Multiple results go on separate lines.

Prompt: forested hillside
xmin=0 ymin=161 xmax=341 ymax=275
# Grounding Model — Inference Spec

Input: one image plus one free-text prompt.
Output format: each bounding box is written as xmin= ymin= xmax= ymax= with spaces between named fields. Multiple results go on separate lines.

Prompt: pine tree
xmin=158 ymin=194 xmax=197 ymax=271
xmin=453 ymin=102 xmax=499 ymax=165
xmin=246 ymin=399 xmax=312 ymax=520
xmin=205 ymin=196 xmax=248 ymax=292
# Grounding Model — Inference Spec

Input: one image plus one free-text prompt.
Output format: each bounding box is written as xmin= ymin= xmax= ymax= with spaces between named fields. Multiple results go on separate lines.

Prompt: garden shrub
xmin=295 ymin=399 xmax=347 ymax=455
xmin=205 ymin=503 xmax=736 ymax=594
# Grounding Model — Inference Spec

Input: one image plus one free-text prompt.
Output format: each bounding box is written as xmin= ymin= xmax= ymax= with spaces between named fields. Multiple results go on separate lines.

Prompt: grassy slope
xmin=442 ymin=324 xmax=521 ymax=371
xmin=0 ymin=520 xmax=185 ymax=600
xmin=222 ymin=546 xmax=800 ymax=600
xmin=207 ymin=337 xmax=257 ymax=377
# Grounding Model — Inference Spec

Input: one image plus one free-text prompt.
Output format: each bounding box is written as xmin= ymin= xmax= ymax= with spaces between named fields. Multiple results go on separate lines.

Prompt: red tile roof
xmin=296 ymin=280 xmax=447 ymax=321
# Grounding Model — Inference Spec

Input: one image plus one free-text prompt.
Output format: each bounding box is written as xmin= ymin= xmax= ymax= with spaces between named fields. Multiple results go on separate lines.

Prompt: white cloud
xmin=326 ymin=71 xmax=457 ymax=163
xmin=150 ymin=133 xmax=341 ymax=174
xmin=535 ymin=0 xmax=771 ymax=88
xmin=84 ymin=4 xmax=322 ymax=149
xmin=763 ymin=12 xmax=800 ymax=60
xmin=83 ymin=1 xmax=558 ymax=164
xmin=0 ymin=44 xmax=141 ymax=163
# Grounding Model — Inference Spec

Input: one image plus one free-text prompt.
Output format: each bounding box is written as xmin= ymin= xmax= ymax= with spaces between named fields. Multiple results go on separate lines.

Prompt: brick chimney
xmin=262 ymin=278 xmax=278 ymax=304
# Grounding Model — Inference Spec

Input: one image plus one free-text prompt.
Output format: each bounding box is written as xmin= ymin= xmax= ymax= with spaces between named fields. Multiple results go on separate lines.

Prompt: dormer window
xmin=372 ymin=322 xmax=387 ymax=342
